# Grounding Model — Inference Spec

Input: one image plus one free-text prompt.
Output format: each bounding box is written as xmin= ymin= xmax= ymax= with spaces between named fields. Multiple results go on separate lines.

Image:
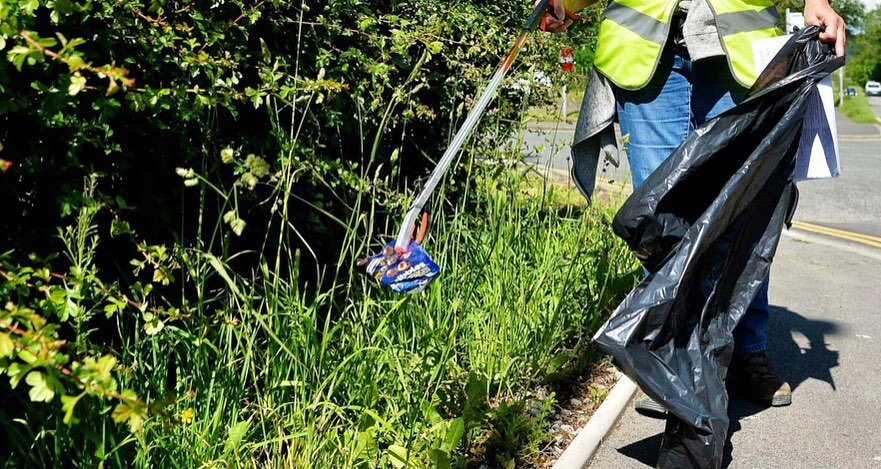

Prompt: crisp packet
xmin=357 ymin=241 xmax=440 ymax=293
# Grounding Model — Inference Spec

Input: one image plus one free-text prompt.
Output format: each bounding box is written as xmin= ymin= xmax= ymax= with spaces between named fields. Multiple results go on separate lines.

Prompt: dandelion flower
xmin=180 ymin=407 xmax=194 ymax=424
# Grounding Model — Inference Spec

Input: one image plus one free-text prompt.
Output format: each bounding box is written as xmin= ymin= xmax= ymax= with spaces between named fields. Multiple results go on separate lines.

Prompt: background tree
xmin=776 ymin=0 xmax=866 ymax=33
xmin=847 ymin=7 xmax=881 ymax=85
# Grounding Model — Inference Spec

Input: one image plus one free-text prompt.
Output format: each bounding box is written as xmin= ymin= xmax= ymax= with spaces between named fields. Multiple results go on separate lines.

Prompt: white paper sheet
xmin=752 ymin=35 xmax=841 ymax=181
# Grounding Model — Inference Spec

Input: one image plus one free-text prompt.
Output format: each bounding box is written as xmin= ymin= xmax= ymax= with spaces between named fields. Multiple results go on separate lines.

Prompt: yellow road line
xmin=791 ymin=221 xmax=881 ymax=244
xmin=791 ymin=221 xmax=881 ymax=249
xmin=792 ymin=221 xmax=881 ymax=243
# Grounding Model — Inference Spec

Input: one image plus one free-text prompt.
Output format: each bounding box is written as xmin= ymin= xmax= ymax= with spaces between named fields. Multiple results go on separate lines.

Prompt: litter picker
xmin=358 ymin=0 xmax=578 ymax=293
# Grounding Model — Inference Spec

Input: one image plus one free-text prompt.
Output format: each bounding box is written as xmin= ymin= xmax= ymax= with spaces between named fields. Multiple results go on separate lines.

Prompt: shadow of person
xmin=616 ymin=431 xmax=663 ymax=467
xmin=723 ymin=305 xmax=839 ymax=467
xmin=616 ymin=305 xmax=840 ymax=468
xmin=764 ymin=305 xmax=839 ymax=392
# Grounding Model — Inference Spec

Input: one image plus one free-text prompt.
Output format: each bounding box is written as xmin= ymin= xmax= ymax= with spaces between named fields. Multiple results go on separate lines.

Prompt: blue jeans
xmin=614 ymin=48 xmax=769 ymax=355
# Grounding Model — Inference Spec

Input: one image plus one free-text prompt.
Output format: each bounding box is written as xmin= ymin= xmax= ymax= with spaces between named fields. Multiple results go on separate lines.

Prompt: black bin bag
xmin=592 ymin=26 xmax=843 ymax=468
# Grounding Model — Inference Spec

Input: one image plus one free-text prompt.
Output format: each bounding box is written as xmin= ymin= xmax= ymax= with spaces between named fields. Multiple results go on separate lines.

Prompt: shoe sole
xmin=634 ymin=397 xmax=668 ymax=419
xmin=728 ymin=379 xmax=793 ymax=407
xmin=771 ymin=392 xmax=792 ymax=407
xmin=729 ymin=389 xmax=793 ymax=407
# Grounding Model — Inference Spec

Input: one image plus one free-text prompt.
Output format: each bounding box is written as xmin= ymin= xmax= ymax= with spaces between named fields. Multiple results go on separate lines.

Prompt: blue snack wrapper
xmin=358 ymin=241 xmax=441 ymax=293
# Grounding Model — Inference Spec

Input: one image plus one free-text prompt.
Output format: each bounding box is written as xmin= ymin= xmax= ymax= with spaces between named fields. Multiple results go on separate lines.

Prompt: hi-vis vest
xmin=590 ymin=0 xmax=781 ymax=89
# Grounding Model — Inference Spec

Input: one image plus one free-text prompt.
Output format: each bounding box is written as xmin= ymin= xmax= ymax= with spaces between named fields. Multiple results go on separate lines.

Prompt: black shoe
xmin=728 ymin=351 xmax=792 ymax=406
xmin=634 ymin=394 xmax=668 ymax=419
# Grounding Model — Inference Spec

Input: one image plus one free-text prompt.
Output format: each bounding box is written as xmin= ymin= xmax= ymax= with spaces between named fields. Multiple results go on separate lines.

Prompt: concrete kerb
xmin=838 ymin=137 xmax=881 ymax=141
xmin=838 ymin=131 xmax=881 ymax=142
xmin=523 ymin=122 xmax=577 ymax=133
xmin=551 ymin=375 xmax=639 ymax=469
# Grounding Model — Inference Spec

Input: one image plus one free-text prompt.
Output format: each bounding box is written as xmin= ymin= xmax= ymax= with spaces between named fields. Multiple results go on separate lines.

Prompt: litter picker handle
xmin=532 ymin=0 xmax=582 ymax=31
xmin=394 ymin=0 xmax=554 ymax=250
xmin=525 ymin=0 xmax=555 ymax=29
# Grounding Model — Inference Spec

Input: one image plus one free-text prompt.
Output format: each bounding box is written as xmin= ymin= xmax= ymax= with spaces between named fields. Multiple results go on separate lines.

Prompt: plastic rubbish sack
xmin=591 ymin=26 xmax=843 ymax=468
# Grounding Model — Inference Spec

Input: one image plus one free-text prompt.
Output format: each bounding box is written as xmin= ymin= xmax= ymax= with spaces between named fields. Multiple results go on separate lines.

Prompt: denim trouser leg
xmin=614 ymin=48 xmax=769 ymax=356
xmin=731 ymin=277 xmax=769 ymax=354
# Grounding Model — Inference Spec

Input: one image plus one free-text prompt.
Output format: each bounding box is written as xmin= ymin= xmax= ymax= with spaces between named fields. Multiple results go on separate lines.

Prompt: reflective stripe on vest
xmin=594 ymin=0 xmax=780 ymax=90
xmin=711 ymin=3 xmax=780 ymax=86
xmin=605 ymin=1 xmax=669 ymax=44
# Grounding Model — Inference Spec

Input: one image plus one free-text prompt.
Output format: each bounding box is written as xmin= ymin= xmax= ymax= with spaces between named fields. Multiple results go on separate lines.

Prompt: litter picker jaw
xmin=359 ymin=0 xmax=562 ymax=293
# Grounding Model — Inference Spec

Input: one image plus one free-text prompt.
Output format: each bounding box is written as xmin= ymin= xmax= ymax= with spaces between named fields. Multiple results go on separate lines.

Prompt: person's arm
xmin=804 ymin=0 xmax=846 ymax=57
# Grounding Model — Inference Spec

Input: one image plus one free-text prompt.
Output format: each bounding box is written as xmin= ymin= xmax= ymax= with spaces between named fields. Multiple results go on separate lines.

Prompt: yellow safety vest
xmin=590 ymin=0 xmax=781 ymax=89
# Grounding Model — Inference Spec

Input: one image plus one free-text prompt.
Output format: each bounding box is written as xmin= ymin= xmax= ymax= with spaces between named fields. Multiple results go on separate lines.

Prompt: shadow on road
xmin=616 ymin=432 xmax=662 ymax=467
xmin=613 ymin=306 xmax=840 ymax=468
xmin=765 ymin=305 xmax=839 ymax=392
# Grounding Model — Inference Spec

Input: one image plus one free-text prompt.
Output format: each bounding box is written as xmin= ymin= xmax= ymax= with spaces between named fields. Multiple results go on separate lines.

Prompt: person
xmin=542 ymin=0 xmax=846 ymax=411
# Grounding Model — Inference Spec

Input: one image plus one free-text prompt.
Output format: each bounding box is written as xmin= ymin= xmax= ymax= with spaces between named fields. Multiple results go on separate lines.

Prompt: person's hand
xmin=804 ymin=0 xmax=846 ymax=57
xmin=538 ymin=0 xmax=573 ymax=33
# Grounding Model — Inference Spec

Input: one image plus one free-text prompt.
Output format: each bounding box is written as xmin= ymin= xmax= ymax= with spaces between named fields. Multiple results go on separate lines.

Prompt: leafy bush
xmin=1 ymin=0 xmax=573 ymax=250
xmin=848 ymin=7 xmax=881 ymax=86
xmin=0 ymin=0 xmax=630 ymax=465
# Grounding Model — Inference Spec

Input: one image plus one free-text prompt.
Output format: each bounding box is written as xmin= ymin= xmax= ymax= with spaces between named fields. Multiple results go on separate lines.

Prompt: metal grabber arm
xmin=393 ymin=0 xmax=572 ymax=250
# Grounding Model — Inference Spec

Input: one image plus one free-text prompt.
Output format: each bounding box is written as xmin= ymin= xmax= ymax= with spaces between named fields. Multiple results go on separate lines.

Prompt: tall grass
xmin=119 ymin=154 xmax=638 ymax=467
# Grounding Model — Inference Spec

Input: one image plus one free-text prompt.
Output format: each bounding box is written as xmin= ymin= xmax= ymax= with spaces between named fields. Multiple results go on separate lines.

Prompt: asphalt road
xmin=521 ymin=124 xmax=632 ymax=187
xmin=521 ymin=129 xmax=881 ymax=238
xmin=795 ymin=140 xmax=881 ymax=238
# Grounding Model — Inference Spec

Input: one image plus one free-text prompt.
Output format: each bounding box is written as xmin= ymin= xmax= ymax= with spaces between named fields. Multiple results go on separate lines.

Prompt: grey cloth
xmin=679 ymin=0 xmax=726 ymax=61
xmin=570 ymin=0 xmax=725 ymax=200
xmin=571 ymin=67 xmax=619 ymax=201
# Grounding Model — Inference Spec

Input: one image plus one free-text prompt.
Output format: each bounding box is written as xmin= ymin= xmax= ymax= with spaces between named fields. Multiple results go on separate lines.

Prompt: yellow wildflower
xmin=180 ymin=408 xmax=195 ymax=424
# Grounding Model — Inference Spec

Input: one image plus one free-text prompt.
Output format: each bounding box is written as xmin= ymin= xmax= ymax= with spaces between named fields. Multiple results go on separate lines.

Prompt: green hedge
xmin=0 ymin=0 xmax=618 ymax=465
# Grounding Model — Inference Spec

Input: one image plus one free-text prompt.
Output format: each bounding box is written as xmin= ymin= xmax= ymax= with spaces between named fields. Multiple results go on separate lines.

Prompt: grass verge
xmin=119 ymin=166 xmax=639 ymax=468
xmin=838 ymin=90 xmax=880 ymax=124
